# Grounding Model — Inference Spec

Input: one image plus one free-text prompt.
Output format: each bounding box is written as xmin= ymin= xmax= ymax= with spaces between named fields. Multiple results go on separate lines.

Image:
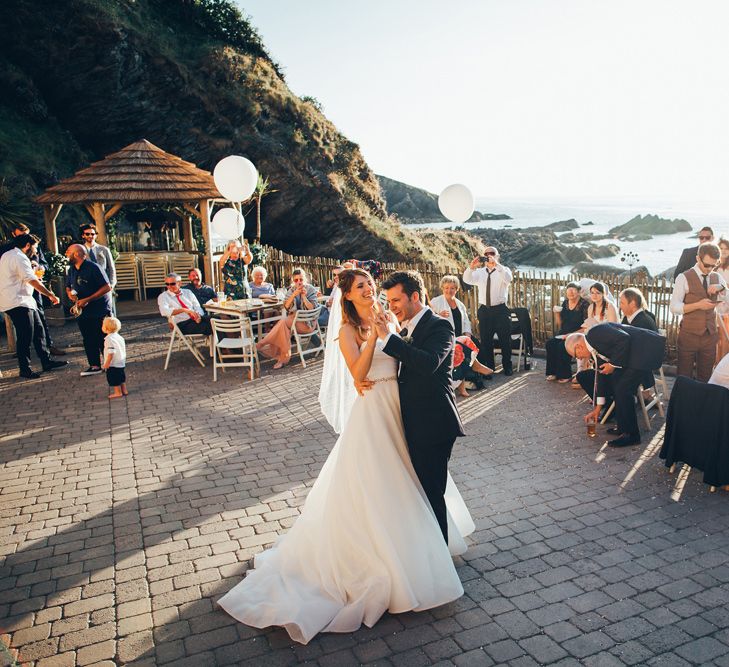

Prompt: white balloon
xmin=213 ymin=155 xmax=258 ymax=202
xmin=212 ymin=207 xmax=245 ymax=240
xmin=438 ymin=184 xmax=475 ymax=224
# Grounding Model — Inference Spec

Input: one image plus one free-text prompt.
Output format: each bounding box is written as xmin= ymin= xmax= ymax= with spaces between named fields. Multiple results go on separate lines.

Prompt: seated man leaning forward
xmin=158 ymin=272 xmax=212 ymax=336
xmin=565 ymin=322 xmax=665 ymax=448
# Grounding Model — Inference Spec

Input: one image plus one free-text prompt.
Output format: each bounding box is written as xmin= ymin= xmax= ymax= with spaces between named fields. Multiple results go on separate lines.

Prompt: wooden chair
xmin=164 ymin=317 xmax=209 ymax=370
xmin=114 ymin=255 xmax=142 ymax=301
xmin=169 ymin=253 xmax=197 ymax=277
xmin=291 ymin=306 xmax=324 ymax=367
xmin=139 ymin=256 xmax=169 ymax=299
xmin=211 ymin=316 xmax=259 ymax=381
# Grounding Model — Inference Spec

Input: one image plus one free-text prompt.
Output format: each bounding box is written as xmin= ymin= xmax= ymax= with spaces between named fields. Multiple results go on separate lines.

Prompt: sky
xmin=238 ymin=0 xmax=729 ymax=199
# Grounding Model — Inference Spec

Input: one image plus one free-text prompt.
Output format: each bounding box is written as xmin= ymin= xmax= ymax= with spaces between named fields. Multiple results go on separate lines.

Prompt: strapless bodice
xmin=360 ymin=338 xmax=398 ymax=383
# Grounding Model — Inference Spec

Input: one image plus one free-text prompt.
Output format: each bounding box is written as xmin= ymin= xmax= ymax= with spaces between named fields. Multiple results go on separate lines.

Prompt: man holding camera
xmin=462 ymin=247 xmax=514 ymax=376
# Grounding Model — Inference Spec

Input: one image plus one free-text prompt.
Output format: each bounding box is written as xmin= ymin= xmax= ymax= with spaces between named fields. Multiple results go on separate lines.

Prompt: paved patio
xmin=1 ymin=320 xmax=729 ymax=667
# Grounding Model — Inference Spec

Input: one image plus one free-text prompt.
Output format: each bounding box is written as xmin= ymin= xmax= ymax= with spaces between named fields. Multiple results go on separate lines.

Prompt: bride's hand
xmin=372 ymin=308 xmax=390 ymax=339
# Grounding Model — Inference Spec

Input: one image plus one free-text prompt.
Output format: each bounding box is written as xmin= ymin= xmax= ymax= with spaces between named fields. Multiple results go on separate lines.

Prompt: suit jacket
xmin=383 ymin=308 xmax=465 ymax=447
xmin=620 ymin=310 xmax=658 ymax=332
xmin=673 ymin=246 xmax=698 ymax=281
xmin=586 ymin=322 xmax=666 ymax=372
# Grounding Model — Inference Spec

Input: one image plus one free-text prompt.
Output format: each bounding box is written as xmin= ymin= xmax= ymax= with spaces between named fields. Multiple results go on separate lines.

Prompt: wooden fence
xmin=258 ymin=246 xmax=683 ymax=361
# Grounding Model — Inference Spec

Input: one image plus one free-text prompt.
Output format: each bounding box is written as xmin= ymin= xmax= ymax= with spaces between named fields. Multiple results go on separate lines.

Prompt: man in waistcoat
xmin=670 ymin=242 xmax=729 ymax=382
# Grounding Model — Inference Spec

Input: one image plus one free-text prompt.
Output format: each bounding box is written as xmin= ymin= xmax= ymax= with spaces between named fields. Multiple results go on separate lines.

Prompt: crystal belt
xmin=368 ymin=376 xmax=397 ymax=384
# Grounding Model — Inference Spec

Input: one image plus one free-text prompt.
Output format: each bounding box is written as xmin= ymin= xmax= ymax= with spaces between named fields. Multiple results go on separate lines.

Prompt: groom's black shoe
xmin=608 ymin=434 xmax=641 ymax=447
xmin=503 ymin=367 xmax=514 ymax=376
xmin=606 ymin=426 xmax=620 ymax=435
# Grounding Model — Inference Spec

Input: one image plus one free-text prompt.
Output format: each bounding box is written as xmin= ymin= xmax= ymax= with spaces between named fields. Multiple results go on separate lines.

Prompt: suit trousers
xmin=408 ymin=438 xmax=454 ymax=544
xmin=77 ymin=316 xmax=106 ymax=367
xmin=6 ymin=306 xmax=51 ymax=373
xmin=477 ymin=303 xmax=512 ymax=371
xmin=612 ymin=368 xmax=644 ymax=438
xmin=34 ymin=296 xmax=54 ymax=349
xmin=677 ymin=329 xmax=718 ymax=383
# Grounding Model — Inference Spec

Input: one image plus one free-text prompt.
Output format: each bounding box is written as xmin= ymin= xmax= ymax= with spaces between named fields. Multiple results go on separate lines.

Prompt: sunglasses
xmin=165 ymin=282 xmax=180 ymax=286
xmin=484 ymin=251 xmax=496 ymax=256
xmin=83 ymin=232 xmax=97 ymax=237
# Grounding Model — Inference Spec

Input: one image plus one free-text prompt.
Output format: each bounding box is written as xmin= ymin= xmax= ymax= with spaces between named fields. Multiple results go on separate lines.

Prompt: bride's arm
xmin=339 ymin=323 xmax=377 ymax=382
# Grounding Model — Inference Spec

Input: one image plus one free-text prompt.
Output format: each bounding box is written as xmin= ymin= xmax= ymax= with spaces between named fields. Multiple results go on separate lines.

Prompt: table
xmin=204 ymin=298 xmax=285 ymax=338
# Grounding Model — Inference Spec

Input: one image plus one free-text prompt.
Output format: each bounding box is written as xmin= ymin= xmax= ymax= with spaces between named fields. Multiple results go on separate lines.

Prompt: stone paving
xmin=1 ymin=319 xmax=729 ymax=667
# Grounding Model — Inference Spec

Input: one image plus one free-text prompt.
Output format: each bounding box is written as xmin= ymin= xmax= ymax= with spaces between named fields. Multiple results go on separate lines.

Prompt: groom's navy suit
xmin=383 ymin=308 xmax=465 ymax=542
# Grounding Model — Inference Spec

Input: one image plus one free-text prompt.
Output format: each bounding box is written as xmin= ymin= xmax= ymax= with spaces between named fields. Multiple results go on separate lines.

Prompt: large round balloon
xmin=438 ymin=184 xmax=475 ymax=224
xmin=211 ymin=207 xmax=245 ymax=240
xmin=213 ymin=155 xmax=258 ymax=202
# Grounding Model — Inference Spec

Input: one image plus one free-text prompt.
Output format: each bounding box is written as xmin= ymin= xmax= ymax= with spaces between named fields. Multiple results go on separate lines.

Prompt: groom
xmin=374 ymin=270 xmax=465 ymax=543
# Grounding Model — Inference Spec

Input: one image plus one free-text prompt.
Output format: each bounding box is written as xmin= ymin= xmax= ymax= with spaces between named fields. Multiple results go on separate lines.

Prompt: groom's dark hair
xmin=381 ymin=270 xmax=424 ymax=298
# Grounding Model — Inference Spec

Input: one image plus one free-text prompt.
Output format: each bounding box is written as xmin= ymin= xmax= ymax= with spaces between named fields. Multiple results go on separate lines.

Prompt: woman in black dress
xmin=545 ymin=282 xmax=589 ymax=382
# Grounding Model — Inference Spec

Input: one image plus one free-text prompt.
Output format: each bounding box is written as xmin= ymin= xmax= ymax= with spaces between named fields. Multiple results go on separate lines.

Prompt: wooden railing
xmin=258 ymin=246 xmax=682 ymax=360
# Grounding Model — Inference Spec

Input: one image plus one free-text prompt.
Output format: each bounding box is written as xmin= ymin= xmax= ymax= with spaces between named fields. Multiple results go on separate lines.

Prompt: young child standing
xmin=101 ymin=316 xmax=127 ymax=399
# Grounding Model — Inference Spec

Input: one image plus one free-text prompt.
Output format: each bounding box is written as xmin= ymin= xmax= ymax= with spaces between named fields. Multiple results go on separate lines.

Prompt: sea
xmin=409 ymin=196 xmax=729 ymax=277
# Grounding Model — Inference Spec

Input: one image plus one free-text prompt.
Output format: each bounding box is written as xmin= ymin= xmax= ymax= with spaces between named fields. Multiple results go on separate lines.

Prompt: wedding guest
xmin=585 ymin=282 xmax=618 ymax=328
xmin=65 ymin=243 xmax=112 ymax=376
xmin=462 ymin=246 xmax=514 ymax=375
xmin=430 ymin=275 xmax=493 ymax=394
xmin=566 ymin=323 xmax=665 ymax=447
xmin=101 ymin=316 xmax=127 ymax=399
xmin=545 ymin=282 xmax=589 ymax=383
xmin=220 ymin=239 xmax=252 ymax=299
xmin=185 ymin=268 xmax=217 ymax=304
xmin=1 ymin=222 xmax=65 ymax=355
xmin=157 ymin=273 xmax=212 ymax=335
xmin=0 ymin=234 xmax=67 ymax=379
xmin=250 ymin=266 xmax=275 ymax=298
xmin=257 ymin=268 xmax=318 ymax=369
xmin=708 ymin=352 xmax=729 ymax=389
xmin=577 ymin=277 xmax=615 ymax=304
xmin=670 ymin=242 xmax=729 ymax=382
xmin=619 ymin=287 xmax=658 ymax=331
xmin=80 ymin=224 xmax=116 ymax=287
xmin=715 ymin=238 xmax=729 ymax=362
xmin=673 ymin=226 xmax=714 ymax=280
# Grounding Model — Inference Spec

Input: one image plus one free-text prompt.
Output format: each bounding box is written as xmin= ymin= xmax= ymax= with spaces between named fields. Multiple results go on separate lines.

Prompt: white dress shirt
xmin=462 ymin=264 xmax=512 ymax=307
xmin=670 ymin=265 xmax=729 ymax=315
xmin=0 ymin=248 xmax=38 ymax=311
xmin=709 ymin=354 xmax=729 ymax=389
xmin=158 ymin=288 xmax=204 ymax=325
xmin=429 ymin=294 xmax=471 ymax=335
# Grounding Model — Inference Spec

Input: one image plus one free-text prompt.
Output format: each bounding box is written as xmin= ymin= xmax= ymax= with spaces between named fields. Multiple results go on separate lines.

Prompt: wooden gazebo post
xmin=42 ymin=204 xmax=63 ymax=254
xmin=200 ymin=198 xmax=215 ymax=289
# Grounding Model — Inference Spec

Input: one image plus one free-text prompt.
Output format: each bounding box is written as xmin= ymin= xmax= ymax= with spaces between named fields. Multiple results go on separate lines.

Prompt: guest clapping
xmin=257 ymin=268 xmax=318 ymax=369
xmin=545 ymin=282 xmax=589 ymax=382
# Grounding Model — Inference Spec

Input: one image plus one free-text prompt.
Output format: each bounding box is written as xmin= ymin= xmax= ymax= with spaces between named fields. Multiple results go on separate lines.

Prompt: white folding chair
xmin=211 ymin=317 xmax=259 ymax=381
xmin=493 ymin=312 xmax=525 ymax=372
xmin=169 ymin=253 xmax=197 ymax=276
xmin=291 ymin=306 xmax=324 ymax=367
xmin=164 ymin=317 xmax=208 ymax=369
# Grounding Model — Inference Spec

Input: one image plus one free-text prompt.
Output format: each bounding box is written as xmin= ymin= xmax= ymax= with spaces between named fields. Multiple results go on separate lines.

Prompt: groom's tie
xmin=399 ymin=327 xmax=408 ymax=338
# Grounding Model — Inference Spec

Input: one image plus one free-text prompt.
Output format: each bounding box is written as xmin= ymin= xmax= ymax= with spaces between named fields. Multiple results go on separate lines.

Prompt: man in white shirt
xmin=462 ymin=247 xmax=514 ymax=375
xmin=670 ymin=242 xmax=729 ymax=382
xmin=0 ymin=234 xmax=66 ymax=379
xmin=157 ymin=272 xmax=212 ymax=335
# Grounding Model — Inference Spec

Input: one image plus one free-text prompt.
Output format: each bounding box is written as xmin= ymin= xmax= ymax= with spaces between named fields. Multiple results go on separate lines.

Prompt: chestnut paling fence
xmin=259 ymin=246 xmax=682 ymax=362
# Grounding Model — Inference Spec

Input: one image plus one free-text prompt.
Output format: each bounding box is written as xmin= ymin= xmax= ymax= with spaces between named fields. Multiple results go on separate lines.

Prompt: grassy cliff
xmin=0 ymin=0 xmax=482 ymax=264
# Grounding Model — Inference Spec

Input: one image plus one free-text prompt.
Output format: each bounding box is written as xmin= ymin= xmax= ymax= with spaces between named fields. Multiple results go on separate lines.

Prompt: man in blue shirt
xmin=65 ymin=244 xmax=112 ymax=376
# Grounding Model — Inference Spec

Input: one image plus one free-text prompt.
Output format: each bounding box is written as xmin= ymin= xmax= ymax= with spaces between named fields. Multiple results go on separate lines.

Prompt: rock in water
xmin=609 ymin=214 xmax=691 ymax=236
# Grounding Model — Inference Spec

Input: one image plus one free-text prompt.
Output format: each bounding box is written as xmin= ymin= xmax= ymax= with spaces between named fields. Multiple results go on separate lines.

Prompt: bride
xmin=218 ymin=268 xmax=473 ymax=644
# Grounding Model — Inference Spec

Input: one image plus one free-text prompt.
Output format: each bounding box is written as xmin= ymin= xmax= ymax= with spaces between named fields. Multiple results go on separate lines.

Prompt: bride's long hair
xmin=339 ymin=268 xmax=375 ymax=331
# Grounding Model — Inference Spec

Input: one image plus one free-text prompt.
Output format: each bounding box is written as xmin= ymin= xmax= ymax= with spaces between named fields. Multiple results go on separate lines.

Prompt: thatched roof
xmin=36 ymin=139 xmax=221 ymax=205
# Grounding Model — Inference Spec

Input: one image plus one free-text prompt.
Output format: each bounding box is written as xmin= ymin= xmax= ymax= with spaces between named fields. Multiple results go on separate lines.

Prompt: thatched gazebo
xmin=35 ymin=139 xmax=223 ymax=283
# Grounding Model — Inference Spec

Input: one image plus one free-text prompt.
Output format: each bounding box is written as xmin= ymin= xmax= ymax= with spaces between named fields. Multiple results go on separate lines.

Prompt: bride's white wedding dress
xmin=218 ymin=339 xmax=475 ymax=644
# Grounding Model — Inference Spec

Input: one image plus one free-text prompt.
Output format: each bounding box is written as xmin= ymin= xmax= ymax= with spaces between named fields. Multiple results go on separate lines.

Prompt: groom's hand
xmin=354 ymin=379 xmax=375 ymax=396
